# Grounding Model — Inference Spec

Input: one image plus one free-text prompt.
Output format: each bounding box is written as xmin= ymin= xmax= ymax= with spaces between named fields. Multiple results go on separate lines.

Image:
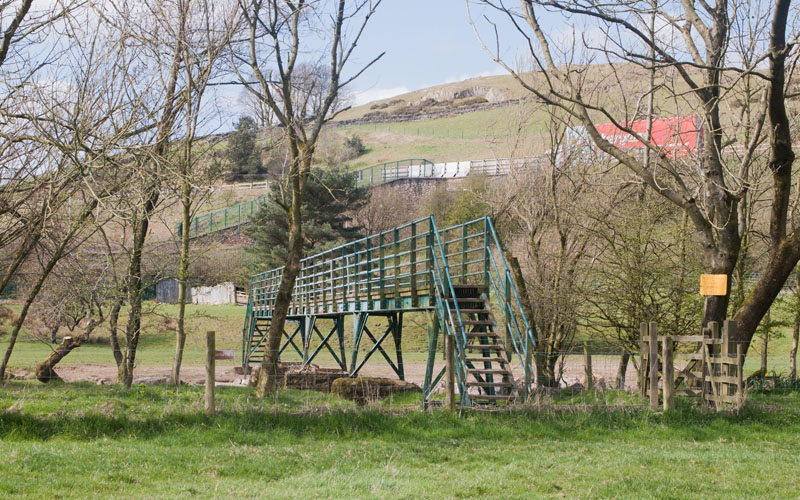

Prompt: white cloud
xmin=436 ymin=67 xmax=507 ymax=85
xmin=351 ymin=86 xmax=410 ymax=106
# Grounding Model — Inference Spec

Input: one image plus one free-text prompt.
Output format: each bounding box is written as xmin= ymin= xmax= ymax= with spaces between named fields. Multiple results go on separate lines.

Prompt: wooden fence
xmin=640 ymin=320 xmax=744 ymax=411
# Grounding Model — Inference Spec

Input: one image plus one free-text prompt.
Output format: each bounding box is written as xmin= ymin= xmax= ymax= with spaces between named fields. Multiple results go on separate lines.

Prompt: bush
xmin=344 ymin=135 xmax=367 ymax=157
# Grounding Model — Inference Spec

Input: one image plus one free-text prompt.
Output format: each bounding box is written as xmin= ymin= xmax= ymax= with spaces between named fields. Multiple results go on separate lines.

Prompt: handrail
xmin=355 ymin=158 xmax=435 ymax=187
xmin=426 ymin=216 xmax=470 ymax=405
xmin=181 ymin=194 xmax=267 ymax=238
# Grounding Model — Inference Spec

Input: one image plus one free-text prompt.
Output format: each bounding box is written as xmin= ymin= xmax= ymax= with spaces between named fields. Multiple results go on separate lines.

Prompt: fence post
xmin=205 ymin=331 xmax=215 ymax=416
xmin=736 ymin=343 xmax=744 ymax=408
xmin=663 ymin=335 xmax=674 ymax=411
xmin=710 ymin=321 xmax=721 ymax=409
xmin=583 ymin=341 xmax=593 ymax=390
xmin=445 ymin=331 xmax=455 ymax=412
xmin=639 ymin=322 xmax=648 ymax=398
xmin=701 ymin=335 xmax=708 ymax=411
xmin=649 ymin=322 xmax=659 ymax=410
xmin=724 ymin=319 xmax=737 ymax=401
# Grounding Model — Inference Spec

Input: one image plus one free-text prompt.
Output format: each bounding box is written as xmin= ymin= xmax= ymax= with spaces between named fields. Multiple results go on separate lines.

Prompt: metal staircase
xmin=241 ymin=215 xmax=535 ymax=407
xmin=448 ymin=284 xmax=515 ymax=403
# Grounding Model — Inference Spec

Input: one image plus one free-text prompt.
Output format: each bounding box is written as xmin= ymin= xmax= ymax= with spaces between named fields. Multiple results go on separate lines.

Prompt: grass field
xmin=0 ymin=381 xmax=799 ymax=499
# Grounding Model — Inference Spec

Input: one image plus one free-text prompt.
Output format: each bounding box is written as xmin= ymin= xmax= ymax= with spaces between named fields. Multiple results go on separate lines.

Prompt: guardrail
xmin=178 ymin=195 xmax=267 ymax=239
xmin=354 ymin=158 xmax=435 ymax=186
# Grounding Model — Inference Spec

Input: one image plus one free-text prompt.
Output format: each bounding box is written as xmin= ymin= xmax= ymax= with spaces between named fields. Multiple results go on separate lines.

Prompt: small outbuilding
xmin=156 ymin=279 xmax=240 ymax=305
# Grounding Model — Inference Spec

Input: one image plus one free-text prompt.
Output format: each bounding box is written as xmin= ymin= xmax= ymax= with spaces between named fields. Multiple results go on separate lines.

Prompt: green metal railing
xmin=179 ymin=195 xmax=267 ymax=239
xmin=354 ymin=158 xmax=434 ymax=187
xmin=182 ymin=159 xmax=433 ymax=239
xmin=242 ymin=215 xmax=535 ymax=406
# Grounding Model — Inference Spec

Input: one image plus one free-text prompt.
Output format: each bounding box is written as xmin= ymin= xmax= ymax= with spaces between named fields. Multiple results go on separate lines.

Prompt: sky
xmin=343 ymin=0 xmax=515 ymax=106
xmin=210 ymin=0 xmax=523 ymax=130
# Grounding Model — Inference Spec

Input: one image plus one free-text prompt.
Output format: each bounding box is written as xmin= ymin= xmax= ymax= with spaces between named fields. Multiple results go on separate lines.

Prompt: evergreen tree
xmin=226 ymin=116 xmax=264 ymax=181
xmin=246 ymin=167 xmax=370 ymax=270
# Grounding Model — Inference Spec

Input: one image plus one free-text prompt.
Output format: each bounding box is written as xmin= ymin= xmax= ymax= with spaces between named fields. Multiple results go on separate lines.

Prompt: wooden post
xmin=205 ymin=331 xmax=215 ymax=415
xmin=639 ymin=323 xmax=648 ymax=398
xmin=649 ymin=322 xmax=659 ymax=411
xmin=710 ymin=321 xmax=721 ymax=408
xmin=701 ymin=336 xmax=708 ymax=411
xmin=445 ymin=331 xmax=455 ymax=411
xmin=736 ymin=343 xmax=744 ymax=408
xmin=583 ymin=341 xmax=593 ymax=390
xmin=724 ymin=320 xmax=737 ymax=399
xmin=663 ymin=335 xmax=674 ymax=411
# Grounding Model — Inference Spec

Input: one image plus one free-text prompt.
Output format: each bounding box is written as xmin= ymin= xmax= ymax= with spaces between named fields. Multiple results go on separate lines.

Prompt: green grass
xmin=1 ymin=381 xmax=799 ymax=498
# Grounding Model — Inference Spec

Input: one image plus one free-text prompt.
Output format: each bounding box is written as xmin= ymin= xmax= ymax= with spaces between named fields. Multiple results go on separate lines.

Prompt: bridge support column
xmin=423 ymin=310 xmax=446 ymax=406
xmin=350 ymin=312 xmax=405 ymax=379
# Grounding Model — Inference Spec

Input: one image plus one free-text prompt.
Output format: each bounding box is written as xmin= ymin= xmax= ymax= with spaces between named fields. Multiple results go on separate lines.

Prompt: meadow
xmin=1 ymin=381 xmax=799 ymax=499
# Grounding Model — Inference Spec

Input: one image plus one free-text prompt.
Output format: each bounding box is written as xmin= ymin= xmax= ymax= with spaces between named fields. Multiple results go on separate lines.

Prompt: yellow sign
xmin=700 ymin=274 xmax=728 ymax=296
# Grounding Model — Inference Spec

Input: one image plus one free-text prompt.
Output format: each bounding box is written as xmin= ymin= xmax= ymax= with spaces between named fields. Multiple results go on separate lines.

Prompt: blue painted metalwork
xmin=242 ymin=215 xmax=534 ymax=406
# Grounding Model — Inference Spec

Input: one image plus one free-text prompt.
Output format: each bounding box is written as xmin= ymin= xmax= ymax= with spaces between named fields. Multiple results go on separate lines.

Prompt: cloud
xmin=351 ymin=86 xmax=411 ymax=106
xmin=436 ymin=67 xmax=507 ymax=85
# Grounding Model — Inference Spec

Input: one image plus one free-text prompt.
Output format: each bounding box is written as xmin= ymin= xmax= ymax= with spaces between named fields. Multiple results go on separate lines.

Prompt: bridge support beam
xmin=350 ymin=312 xmax=405 ymax=380
xmin=302 ymin=315 xmax=347 ymax=372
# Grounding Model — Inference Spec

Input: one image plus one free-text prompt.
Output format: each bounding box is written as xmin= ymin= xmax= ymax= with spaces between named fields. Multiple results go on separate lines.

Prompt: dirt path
xmin=42 ymin=354 xmax=638 ymax=390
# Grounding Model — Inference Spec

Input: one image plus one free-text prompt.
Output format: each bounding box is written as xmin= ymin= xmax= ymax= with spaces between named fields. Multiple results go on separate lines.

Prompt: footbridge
xmin=242 ymin=215 xmax=535 ymax=407
xmin=183 ymin=156 xmax=544 ymax=238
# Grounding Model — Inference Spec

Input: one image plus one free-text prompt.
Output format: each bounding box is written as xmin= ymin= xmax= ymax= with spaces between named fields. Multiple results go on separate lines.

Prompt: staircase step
xmin=465 ymin=357 xmax=507 ymax=363
xmin=467 ymin=368 xmax=511 ymax=375
xmin=471 ymin=394 xmax=514 ymax=401
xmin=466 ymin=332 xmax=499 ymax=338
xmin=452 ymin=308 xmax=490 ymax=314
xmin=466 ymin=344 xmax=504 ymax=350
xmin=447 ymin=297 xmax=485 ymax=303
xmin=467 ymin=381 xmax=514 ymax=387
xmin=463 ymin=320 xmax=494 ymax=326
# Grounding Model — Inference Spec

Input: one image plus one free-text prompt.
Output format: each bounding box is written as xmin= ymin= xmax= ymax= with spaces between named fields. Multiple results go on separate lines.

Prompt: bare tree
xmin=493 ymin=112 xmax=600 ymax=387
xmin=233 ymin=0 xmax=383 ymax=395
xmin=468 ymin=0 xmax=799 ymax=354
xmin=170 ymin=0 xmax=239 ymax=386
xmin=90 ymin=0 xmax=194 ymax=387
xmin=0 ymin=3 xmax=150 ymax=380
xmin=353 ymin=185 xmax=412 ymax=234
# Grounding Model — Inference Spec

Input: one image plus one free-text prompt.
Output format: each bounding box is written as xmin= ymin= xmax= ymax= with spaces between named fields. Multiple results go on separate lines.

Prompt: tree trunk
xmin=108 ymin=298 xmax=124 ymax=373
xmin=49 ymin=325 xmax=59 ymax=344
xmin=734 ymin=232 xmax=800 ymax=355
xmin=171 ymin=162 xmax=192 ymax=386
xmin=616 ymin=351 xmax=630 ymax=390
xmin=791 ymin=272 xmax=799 ymax=380
xmin=256 ymin=155 xmax=308 ymax=397
xmin=35 ymin=336 xmax=83 ymax=382
xmin=35 ymin=316 xmax=103 ymax=382
xmin=122 ymin=210 xmax=153 ymax=389
xmin=760 ymin=309 xmax=770 ymax=375
xmin=537 ymin=349 xmax=560 ymax=388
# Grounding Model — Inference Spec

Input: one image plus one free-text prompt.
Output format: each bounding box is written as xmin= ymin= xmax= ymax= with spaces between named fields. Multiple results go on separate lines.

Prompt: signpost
xmin=700 ymin=274 xmax=728 ymax=296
